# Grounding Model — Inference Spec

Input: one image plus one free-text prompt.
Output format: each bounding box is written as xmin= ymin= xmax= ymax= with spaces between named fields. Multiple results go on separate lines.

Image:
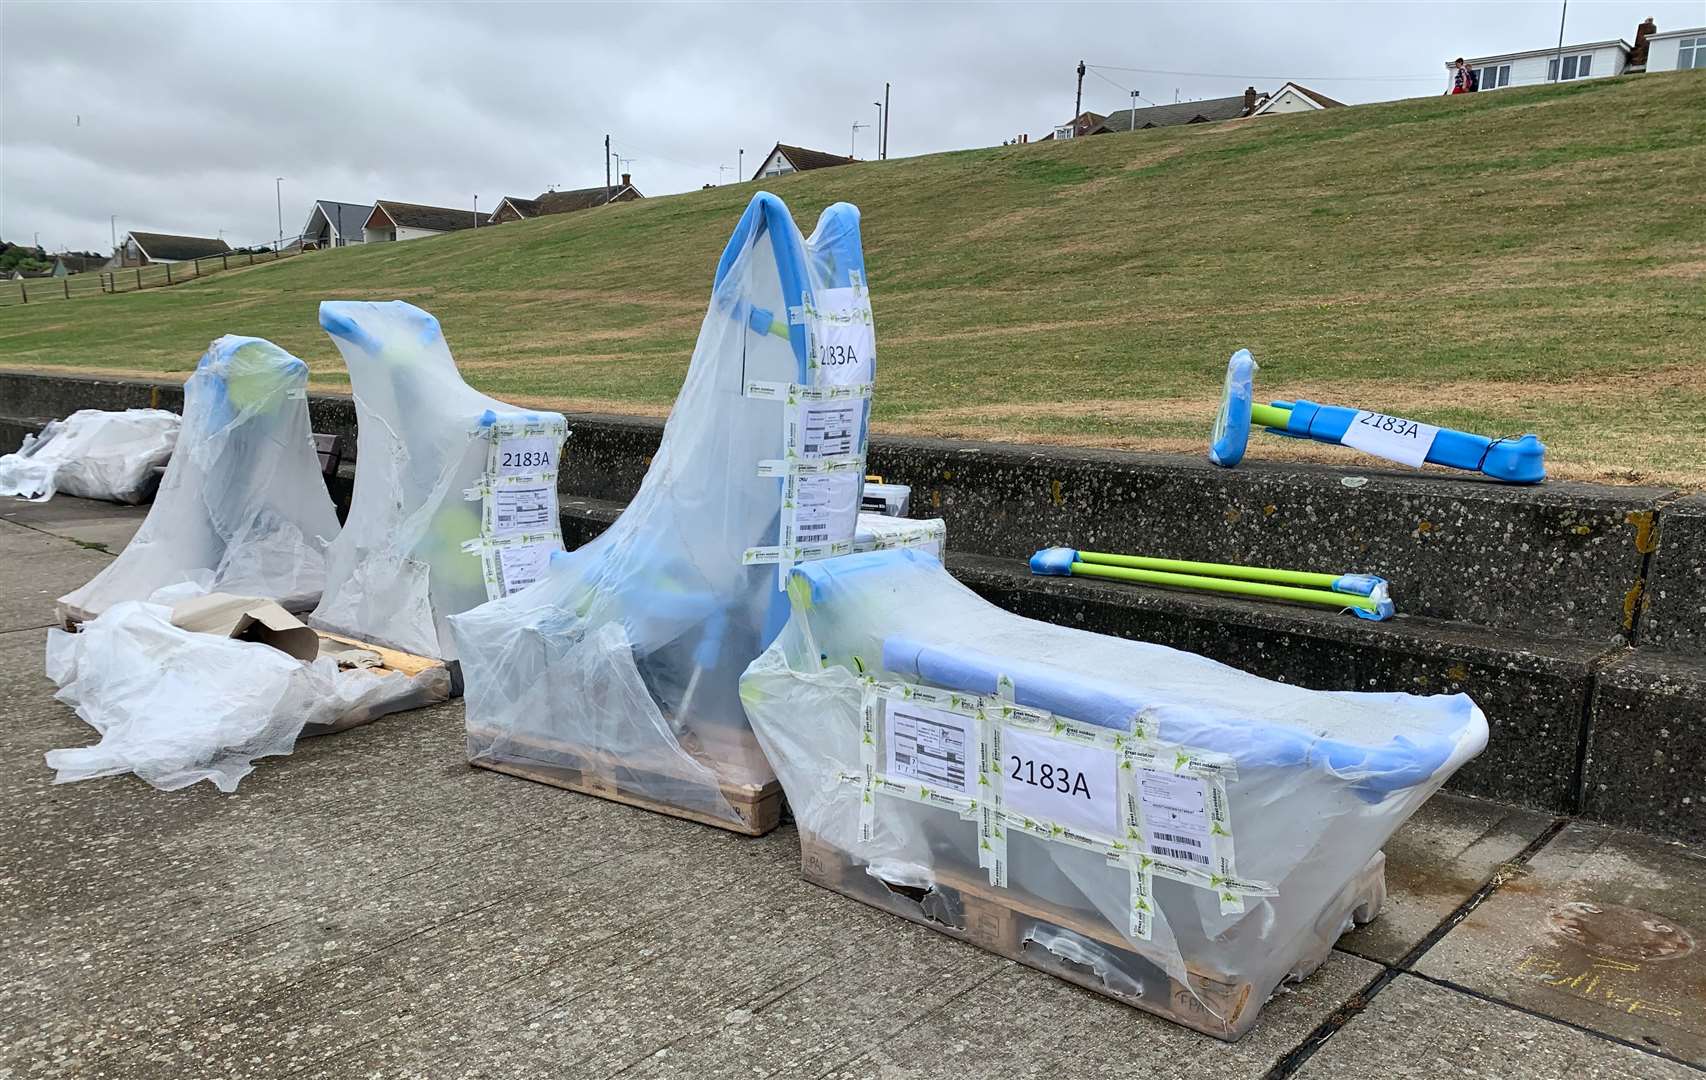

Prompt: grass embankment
xmin=2 ymin=71 xmax=1702 ymax=484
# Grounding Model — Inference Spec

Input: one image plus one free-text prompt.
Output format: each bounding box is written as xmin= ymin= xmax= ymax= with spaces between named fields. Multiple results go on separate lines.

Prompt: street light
xmin=275 ymin=177 xmax=284 ymax=253
xmin=738 ymin=147 xmax=744 ymax=181
xmin=873 ymin=102 xmax=883 ymax=158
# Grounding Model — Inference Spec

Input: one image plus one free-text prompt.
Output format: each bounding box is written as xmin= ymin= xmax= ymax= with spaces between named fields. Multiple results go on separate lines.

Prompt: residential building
xmin=1250 ymin=82 xmax=1345 ymax=115
xmin=362 ymin=200 xmax=481 ymax=243
xmin=1641 ymin=24 xmax=1706 ymax=72
xmin=114 ymin=231 xmax=231 ymax=267
xmin=301 ymin=200 xmax=374 ymax=248
xmin=488 ymin=175 xmax=642 ymax=224
xmin=750 ymin=143 xmax=855 ymax=181
xmin=49 ymin=252 xmax=106 ymax=277
xmin=1089 ymin=87 xmax=1268 ymax=134
xmin=1040 ymin=111 xmax=1108 ymax=140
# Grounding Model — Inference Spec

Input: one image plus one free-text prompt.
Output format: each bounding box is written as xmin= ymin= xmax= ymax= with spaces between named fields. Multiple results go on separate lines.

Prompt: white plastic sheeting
xmin=0 ymin=408 xmax=178 ymax=504
xmin=58 ymin=337 xmax=341 ymax=623
xmin=740 ymin=548 xmax=1488 ymax=1025
xmin=450 ymin=192 xmax=875 ymax=831
xmin=310 ymin=301 xmax=567 ymax=659
xmin=44 ymin=599 xmax=450 ymax=792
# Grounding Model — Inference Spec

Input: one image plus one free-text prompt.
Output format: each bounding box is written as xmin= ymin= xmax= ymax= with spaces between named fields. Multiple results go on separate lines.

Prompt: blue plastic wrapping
xmin=309 ymin=302 xmax=567 ymax=659
xmin=449 ymin=193 xmax=879 ymax=831
xmin=58 ymin=337 xmax=340 ymax=622
xmin=740 ymin=547 xmax=1487 ymax=1034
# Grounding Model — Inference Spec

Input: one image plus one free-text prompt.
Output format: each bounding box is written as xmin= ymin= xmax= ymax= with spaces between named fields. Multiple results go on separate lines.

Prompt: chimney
xmin=1630 ymin=17 xmax=1657 ymax=66
xmin=1021 ymin=133 xmax=1028 ymax=144
xmin=1242 ymin=86 xmax=1258 ymax=116
xmin=620 ymin=172 xmax=631 ymax=189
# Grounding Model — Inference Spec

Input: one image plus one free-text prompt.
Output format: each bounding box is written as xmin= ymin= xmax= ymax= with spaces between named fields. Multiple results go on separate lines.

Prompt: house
xmin=362 ymin=200 xmax=481 ymax=243
xmin=50 ymin=252 xmax=106 ymax=276
xmin=750 ymin=144 xmax=855 ymax=181
xmin=301 ymin=200 xmax=374 ymax=249
xmin=1639 ymin=24 xmax=1706 ymax=73
xmin=115 ymin=231 xmax=231 ymax=267
xmin=1250 ymin=82 xmax=1345 ymax=115
xmin=1089 ymin=88 xmax=1268 ymax=134
xmin=488 ymin=175 xmax=642 ymax=224
xmin=1039 ymin=111 xmax=1108 ymax=140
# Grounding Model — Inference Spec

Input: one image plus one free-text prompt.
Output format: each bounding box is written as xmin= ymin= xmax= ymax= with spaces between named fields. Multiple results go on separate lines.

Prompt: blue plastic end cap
xmin=748 ymin=304 xmax=776 ymax=336
xmin=317 ymin=302 xmax=382 ymax=354
xmin=1350 ymin=580 xmax=1395 ymax=621
xmin=1029 ymin=547 xmax=1080 ymax=576
xmin=1481 ymin=433 xmax=1547 ymax=484
xmin=476 ymin=409 xmax=497 ymax=429
xmin=1208 ymin=349 xmax=1257 ymax=468
xmin=1332 ymin=573 xmax=1385 ymax=597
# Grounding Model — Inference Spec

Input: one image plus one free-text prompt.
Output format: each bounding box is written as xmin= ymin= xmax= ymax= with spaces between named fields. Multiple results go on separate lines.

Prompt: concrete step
xmin=945 ymin=551 xmax=1614 ymax=816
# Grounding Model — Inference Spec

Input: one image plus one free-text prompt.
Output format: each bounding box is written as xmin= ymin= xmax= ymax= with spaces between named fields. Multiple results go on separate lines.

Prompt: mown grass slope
xmin=2 ymin=71 xmax=1702 ymax=483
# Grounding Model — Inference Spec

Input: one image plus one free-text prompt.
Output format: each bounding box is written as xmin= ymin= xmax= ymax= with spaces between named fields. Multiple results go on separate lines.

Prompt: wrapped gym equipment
xmin=739 ymin=547 xmax=1488 ymax=1038
xmin=309 ymin=301 xmax=568 ymax=659
xmin=450 ymin=192 xmax=880 ymax=833
xmin=58 ymin=336 xmax=341 ymax=623
xmin=0 ymin=408 xmax=178 ymax=504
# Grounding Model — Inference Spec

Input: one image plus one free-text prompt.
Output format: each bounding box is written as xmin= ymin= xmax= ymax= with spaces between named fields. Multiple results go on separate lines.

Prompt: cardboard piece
xmin=170 ymin=593 xmax=321 ymax=663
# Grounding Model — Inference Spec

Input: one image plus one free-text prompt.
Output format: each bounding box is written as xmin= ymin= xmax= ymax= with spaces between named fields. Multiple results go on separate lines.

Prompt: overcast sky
xmin=3 ymin=0 xmax=1700 ymax=252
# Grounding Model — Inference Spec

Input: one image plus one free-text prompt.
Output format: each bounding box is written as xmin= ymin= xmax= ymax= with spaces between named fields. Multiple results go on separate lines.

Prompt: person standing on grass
xmin=1449 ymin=58 xmax=1476 ymax=94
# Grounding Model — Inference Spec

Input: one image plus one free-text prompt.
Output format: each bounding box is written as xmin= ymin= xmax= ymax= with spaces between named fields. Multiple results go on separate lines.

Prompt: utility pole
xmin=1074 ymin=60 xmax=1085 ymax=131
xmin=1552 ymin=1 xmax=1569 ymax=81
xmin=883 ymin=81 xmax=890 ymax=158
xmin=275 ymin=176 xmax=284 ymax=252
xmin=605 ymin=134 xmax=612 ymax=201
xmin=851 ymin=120 xmax=868 ymax=158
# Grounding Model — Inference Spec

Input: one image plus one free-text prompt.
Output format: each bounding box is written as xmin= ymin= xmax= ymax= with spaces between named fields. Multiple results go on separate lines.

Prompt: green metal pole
xmin=1068 ymin=561 xmax=1378 ymax=613
xmin=1075 ymin=551 xmax=1343 ymax=589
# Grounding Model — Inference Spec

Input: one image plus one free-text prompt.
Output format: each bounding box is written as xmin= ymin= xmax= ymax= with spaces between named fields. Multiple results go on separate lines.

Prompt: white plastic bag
xmin=449 ymin=192 xmax=876 ymax=831
xmin=57 ymin=337 xmax=341 ymax=622
xmin=44 ymin=600 xmax=449 ymax=792
xmin=740 ymin=548 xmax=1488 ymax=1030
xmin=0 ymin=408 xmax=178 ymax=503
xmin=309 ymin=301 xmax=567 ymax=659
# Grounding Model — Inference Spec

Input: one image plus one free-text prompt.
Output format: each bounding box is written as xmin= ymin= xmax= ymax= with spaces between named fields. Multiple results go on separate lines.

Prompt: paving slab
xmin=1338 ymin=792 xmax=1557 ymax=965
xmin=0 ymin=519 xmax=111 ymax=631
xmin=0 ymin=495 xmax=149 ymax=554
xmin=1415 ymin=821 xmax=1706 ymax=1065
xmin=1296 ymin=974 xmax=1695 ymax=1079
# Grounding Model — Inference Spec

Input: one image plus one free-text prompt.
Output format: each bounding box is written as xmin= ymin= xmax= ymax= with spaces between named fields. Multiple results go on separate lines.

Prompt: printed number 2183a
xmin=1008 ymin=755 xmax=1092 ymax=799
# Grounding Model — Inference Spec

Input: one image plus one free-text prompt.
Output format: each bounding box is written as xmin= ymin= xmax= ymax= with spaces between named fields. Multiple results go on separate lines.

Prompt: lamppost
xmin=738 ymin=147 xmax=744 ymax=181
xmin=275 ymin=176 xmax=284 ymax=252
xmin=873 ymin=101 xmax=883 ymax=158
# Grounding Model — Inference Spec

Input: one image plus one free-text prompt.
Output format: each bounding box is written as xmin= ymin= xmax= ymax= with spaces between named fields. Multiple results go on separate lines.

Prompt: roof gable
xmin=308 ymin=200 xmax=374 ymax=239
xmin=752 ymin=142 xmax=855 ymax=179
xmin=126 ymin=231 xmax=231 ymax=261
xmin=369 ymin=200 xmax=481 ymax=233
xmin=1251 ymin=82 xmax=1345 ymax=114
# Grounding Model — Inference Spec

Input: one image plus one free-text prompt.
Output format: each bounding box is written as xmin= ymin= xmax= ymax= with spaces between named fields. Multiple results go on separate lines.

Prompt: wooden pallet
xmin=467 ymin=722 xmax=783 ymax=836
xmin=800 ymin=831 xmax=1386 ymax=1041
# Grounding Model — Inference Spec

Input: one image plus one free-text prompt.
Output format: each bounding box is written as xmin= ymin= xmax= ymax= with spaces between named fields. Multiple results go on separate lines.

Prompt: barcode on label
xmin=796 ymin=528 xmax=830 ymax=543
xmin=1152 ymin=831 xmax=1202 ymax=848
xmin=1154 ymin=844 xmax=1211 ymax=866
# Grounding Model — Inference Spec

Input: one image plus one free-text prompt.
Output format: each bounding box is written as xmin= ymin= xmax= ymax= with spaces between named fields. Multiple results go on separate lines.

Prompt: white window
xmin=1474 ymin=64 xmax=1511 ymax=89
xmin=1681 ymin=36 xmax=1705 ymax=69
xmin=1548 ymin=53 xmax=1593 ymax=81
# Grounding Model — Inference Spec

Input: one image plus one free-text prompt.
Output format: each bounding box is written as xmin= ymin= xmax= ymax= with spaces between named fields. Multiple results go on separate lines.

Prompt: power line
xmin=1087 ymin=67 xmax=1157 ymax=106
xmin=1087 ymin=62 xmax=1442 ymax=83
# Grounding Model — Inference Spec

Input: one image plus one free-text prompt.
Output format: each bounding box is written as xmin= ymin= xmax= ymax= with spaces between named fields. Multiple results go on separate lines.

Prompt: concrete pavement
xmin=1 ymin=498 xmax=1699 ymax=1079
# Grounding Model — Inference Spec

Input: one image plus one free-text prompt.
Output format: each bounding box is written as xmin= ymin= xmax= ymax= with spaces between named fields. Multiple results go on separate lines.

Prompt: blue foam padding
xmin=1332 ymin=574 xmax=1382 ymax=597
xmin=1029 ymin=547 xmax=1080 ymax=576
xmin=1208 ymin=349 xmax=1256 ymax=467
xmin=1277 ymin=398 xmax=1546 ymax=484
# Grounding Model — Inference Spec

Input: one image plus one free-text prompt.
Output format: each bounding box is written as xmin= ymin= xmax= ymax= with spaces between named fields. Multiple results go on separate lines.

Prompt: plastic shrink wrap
xmin=450 ymin=192 xmax=881 ymax=833
xmin=44 ymin=599 xmax=449 ymax=792
xmin=309 ymin=301 xmax=567 ymax=659
xmin=58 ymin=337 xmax=341 ymax=623
xmin=0 ymin=408 xmax=178 ymax=504
xmin=739 ymin=548 xmax=1489 ymax=1038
